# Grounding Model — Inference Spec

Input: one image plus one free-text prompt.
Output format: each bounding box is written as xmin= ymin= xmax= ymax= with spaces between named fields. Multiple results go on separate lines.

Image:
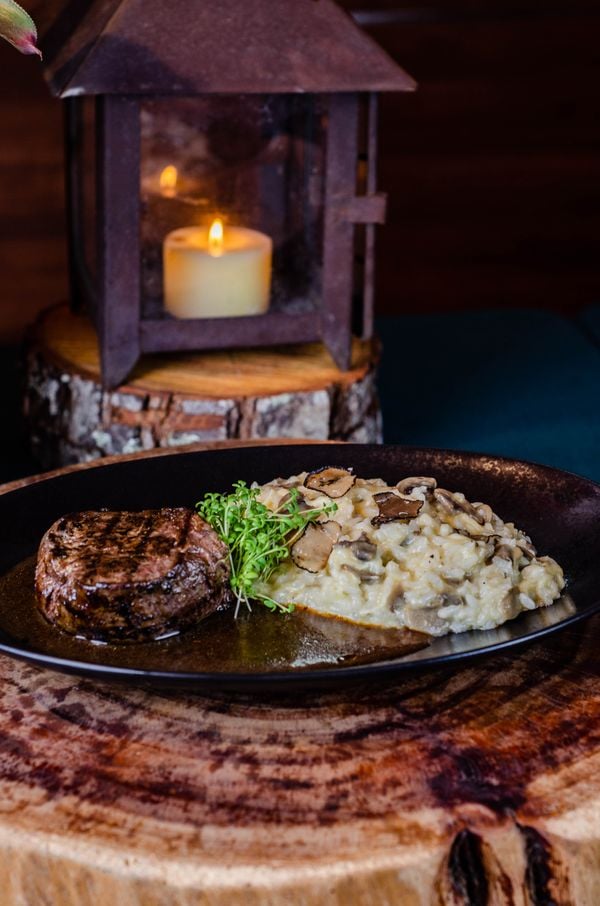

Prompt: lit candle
xmin=163 ymin=219 xmax=273 ymax=319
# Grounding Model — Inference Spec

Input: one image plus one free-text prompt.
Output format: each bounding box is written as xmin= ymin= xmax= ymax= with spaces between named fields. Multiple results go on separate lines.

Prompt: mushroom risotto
xmin=256 ymin=470 xmax=565 ymax=636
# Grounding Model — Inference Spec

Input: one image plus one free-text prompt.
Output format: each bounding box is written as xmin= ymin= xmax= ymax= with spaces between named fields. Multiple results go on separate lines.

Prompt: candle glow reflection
xmin=159 ymin=165 xmax=178 ymax=198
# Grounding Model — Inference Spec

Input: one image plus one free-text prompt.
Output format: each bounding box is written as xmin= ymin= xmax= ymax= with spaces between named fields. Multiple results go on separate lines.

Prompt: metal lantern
xmin=42 ymin=0 xmax=415 ymax=388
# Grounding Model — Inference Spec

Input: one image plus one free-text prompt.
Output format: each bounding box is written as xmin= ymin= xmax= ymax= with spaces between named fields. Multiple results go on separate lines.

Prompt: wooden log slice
xmin=0 ymin=448 xmax=599 ymax=905
xmin=0 ymin=619 xmax=598 ymax=904
xmin=24 ymin=305 xmax=382 ymax=470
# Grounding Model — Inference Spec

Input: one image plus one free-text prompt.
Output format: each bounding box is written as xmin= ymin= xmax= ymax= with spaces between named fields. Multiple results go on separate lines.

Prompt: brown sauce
xmin=0 ymin=558 xmax=429 ymax=674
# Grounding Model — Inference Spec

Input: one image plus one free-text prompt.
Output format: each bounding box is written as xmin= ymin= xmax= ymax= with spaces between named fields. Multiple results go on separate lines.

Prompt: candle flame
xmin=208 ymin=218 xmax=224 ymax=257
xmin=160 ymin=165 xmax=178 ymax=197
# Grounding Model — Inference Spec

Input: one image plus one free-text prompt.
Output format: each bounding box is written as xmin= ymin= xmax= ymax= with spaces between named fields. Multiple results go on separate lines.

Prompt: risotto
xmin=256 ymin=469 xmax=565 ymax=636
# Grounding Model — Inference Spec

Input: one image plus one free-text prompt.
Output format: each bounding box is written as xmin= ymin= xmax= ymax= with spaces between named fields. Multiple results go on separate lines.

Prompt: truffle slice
xmin=305 ymin=467 xmax=356 ymax=499
xmin=291 ymin=520 xmax=341 ymax=573
xmin=371 ymin=492 xmax=423 ymax=526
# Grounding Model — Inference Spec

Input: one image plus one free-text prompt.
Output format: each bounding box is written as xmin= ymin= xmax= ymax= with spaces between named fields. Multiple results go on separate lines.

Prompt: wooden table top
xmin=0 ymin=441 xmax=598 ymax=905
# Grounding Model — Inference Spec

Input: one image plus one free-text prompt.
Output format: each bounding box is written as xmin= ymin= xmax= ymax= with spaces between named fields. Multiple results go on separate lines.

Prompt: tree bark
xmin=24 ymin=306 xmax=382 ymax=469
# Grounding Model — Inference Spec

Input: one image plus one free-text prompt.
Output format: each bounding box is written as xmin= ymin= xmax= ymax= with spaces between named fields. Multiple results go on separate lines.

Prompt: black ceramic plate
xmin=0 ymin=444 xmax=598 ymax=690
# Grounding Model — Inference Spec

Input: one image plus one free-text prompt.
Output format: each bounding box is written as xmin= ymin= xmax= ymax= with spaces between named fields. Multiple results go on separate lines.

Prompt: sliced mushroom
xmin=290 ymin=521 xmax=340 ymax=573
xmin=304 ymin=467 xmax=356 ymax=499
xmin=339 ymin=533 xmax=378 ymax=562
xmin=385 ymin=582 xmax=405 ymax=613
xmin=270 ymin=475 xmax=301 ymax=489
xmin=433 ymin=488 xmax=485 ymax=525
xmin=264 ymin=487 xmax=292 ymax=511
xmin=371 ymin=491 xmax=423 ymax=526
xmin=469 ymin=531 xmax=501 ymax=543
xmin=454 ymin=494 xmax=486 ymax=524
xmin=396 ymin=476 xmax=437 ymax=495
xmin=499 ymin=590 xmax=521 ymax=621
xmin=341 ymin=564 xmax=382 ymax=584
xmin=403 ymin=606 xmax=448 ymax=636
xmin=321 ymin=520 xmax=342 ymax=543
xmin=437 ymin=593 xmax=464 ymax=609
xmin=493 ymin=539 xmax=535 ymax=564
xmin=293 ymin=488 xmax=323 ymax=515
xmin=389 ymin=593 xmax=406 ymax=615
xmin=455 ymin=513 xmax=499 ymax=540
xmin=433 ymin=488 xmax=456 ymax=515
xmin=493 ymin=542 xmax=524 ymax=565
xmin=518 ymin=536 xmax=537 ymax=559
xmin=473 ymin=502 xmax=494 ymax=525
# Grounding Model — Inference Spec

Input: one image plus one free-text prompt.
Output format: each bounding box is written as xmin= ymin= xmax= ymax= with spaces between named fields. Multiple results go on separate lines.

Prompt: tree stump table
xmin=1 ymin=444 xmax=599 ymax=905
xmin=24 ymin=305 xmax=382 ymax=470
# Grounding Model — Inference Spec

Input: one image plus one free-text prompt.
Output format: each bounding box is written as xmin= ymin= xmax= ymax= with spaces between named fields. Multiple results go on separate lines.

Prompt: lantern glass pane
xmin=350 ymin=94 xmax=378 ymax=340
xmin=139 ymin=95 xmax=326 ymax=320
xmin=81 ymin=97 xmax=97 ymax=279
xmin=71 ymin=96 xmax=97 ymax=310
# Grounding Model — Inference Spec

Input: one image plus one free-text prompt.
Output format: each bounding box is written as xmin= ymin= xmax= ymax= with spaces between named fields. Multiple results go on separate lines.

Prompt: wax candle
xmin=163 ymin=219 xmax=273 ymax=319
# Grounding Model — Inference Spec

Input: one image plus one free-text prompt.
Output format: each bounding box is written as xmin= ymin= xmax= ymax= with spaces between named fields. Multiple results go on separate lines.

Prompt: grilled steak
xmin=35 ymin=508 xmax=231 ymax=642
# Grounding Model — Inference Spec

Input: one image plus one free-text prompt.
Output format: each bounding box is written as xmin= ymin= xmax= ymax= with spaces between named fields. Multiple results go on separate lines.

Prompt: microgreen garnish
xmin=197 ymin=481 xmax=336 ymax=616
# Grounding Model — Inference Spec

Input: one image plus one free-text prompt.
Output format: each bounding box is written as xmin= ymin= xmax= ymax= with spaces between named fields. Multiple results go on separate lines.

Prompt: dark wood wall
xmin=343 ymin=1 xmax=600 ymax=317
xmin=0 ymin=26 xmax=66 ymax=344
xmin=0 ymin=1 xmax=599 ymax=343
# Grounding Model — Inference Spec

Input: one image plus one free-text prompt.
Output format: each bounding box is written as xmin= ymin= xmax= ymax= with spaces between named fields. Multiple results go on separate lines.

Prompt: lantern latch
xmin=338 ymin=192 xmax=388 ymax=225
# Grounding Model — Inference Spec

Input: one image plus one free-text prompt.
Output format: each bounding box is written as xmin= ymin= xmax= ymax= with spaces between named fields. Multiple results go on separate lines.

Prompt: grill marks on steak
xmin=35 ymin=508 xmax=231 ymax=642
xmin=53 ymin=509 xmax=194 ymax=586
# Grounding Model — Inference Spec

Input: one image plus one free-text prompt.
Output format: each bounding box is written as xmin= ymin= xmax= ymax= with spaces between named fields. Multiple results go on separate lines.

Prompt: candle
xmin=163 ymin=219 xmax=273 ymax=319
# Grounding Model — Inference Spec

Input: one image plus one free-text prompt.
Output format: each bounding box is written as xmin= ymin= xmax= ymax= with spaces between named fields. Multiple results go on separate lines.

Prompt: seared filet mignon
xmin=35 ymin=508 xmax=231 ymax=642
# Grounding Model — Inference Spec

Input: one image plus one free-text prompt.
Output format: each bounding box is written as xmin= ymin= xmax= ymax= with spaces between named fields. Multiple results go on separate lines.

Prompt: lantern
xmin=42 ymin=0 xmax=415 ymax=388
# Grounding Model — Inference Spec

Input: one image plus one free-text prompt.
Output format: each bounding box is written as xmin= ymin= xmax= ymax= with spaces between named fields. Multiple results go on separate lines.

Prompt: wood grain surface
xmin=0 ymin=444 xmax=598 ymax=904
xmin=30 ymin=305 xmax=377 ymax=396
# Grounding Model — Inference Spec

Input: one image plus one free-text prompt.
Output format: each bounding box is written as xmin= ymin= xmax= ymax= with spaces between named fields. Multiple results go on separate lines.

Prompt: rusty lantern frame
xmin=42 ymin=0 xmax=416 ymax=388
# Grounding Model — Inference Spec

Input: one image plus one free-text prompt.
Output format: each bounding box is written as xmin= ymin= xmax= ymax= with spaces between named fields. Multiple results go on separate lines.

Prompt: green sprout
xmin=198 ymin=481 xmax=336 ymax=616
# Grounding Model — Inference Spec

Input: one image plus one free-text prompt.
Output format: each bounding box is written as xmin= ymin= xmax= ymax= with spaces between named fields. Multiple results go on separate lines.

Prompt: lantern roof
xmin=40 ymin=0 xmax=416 ymax=98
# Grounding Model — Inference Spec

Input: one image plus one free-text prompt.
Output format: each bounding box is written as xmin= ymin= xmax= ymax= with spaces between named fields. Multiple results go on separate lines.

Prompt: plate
xmin=0 ymin=444 xmax=598 ymax=690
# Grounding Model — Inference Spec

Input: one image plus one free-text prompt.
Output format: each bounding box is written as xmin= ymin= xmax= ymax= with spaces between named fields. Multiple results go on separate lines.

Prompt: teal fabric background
xmin=377 ymin=310 xmax=600 ymax=482
xmin=580 ymin=305 xmax=600 ymax=348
